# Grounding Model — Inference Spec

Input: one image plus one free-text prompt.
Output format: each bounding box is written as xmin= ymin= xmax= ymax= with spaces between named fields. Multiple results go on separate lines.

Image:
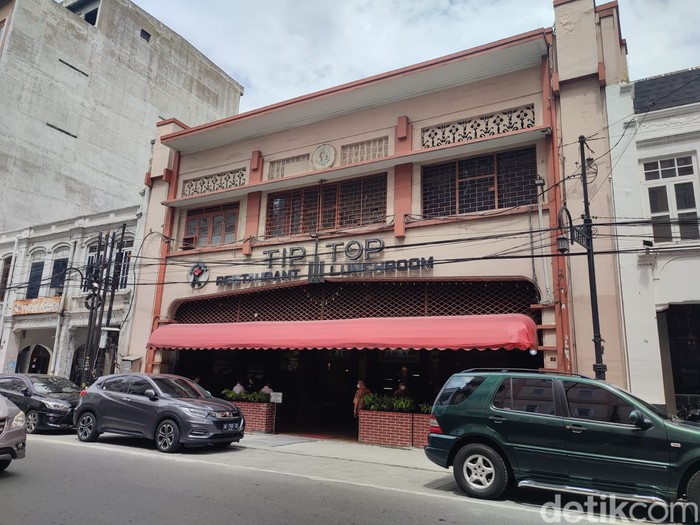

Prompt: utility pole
xmin=557 ymin=136 xmax=606 ymax=380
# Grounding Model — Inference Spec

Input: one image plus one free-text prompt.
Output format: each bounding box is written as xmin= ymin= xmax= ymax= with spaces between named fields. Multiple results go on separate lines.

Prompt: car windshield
xmin=30 ymin=376 xmax=80 ymax=394
xmin=151 ymin=377 xmax=206 ymax=399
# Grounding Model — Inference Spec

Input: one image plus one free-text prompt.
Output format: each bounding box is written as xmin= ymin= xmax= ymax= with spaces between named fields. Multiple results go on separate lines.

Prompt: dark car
xmin=0 ymin=374 xmax=80 ymax=433
xmin=0 ymin=394 xmax=27 ymax=472
xmin=425 ymin=368 xmax=700 ymax=510
xmin=74 ymin=373 xmax=245 ymax=453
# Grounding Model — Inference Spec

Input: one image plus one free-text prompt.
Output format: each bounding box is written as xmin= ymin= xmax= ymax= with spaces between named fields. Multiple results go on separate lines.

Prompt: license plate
xmin=223 ymin=423 xmax=237 ymax=432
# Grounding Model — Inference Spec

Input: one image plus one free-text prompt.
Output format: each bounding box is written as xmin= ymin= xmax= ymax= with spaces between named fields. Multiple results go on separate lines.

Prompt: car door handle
xmin=566 ymin=424 xmax=586 ymax=433
xmin=489 ymin=415 xmax=506 ymax=423
xmin=121 ymin=397 xmax=132 ymax=402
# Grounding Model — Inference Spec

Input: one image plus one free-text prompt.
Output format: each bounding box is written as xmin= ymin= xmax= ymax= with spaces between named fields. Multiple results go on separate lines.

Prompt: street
xmin=0 ymin=432 xmax=685 ymax=524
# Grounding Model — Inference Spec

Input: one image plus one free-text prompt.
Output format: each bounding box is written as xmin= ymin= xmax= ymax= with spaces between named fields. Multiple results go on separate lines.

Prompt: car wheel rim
xmin=78 ymin=415 xmax=94 ymax=439
xmin=464 ymin=454 xmax=495 ymax=490
xmin=27 ymin=411 xmax=38 ymax=432
xmin=157 ymin=423 xmax=175 ymax=450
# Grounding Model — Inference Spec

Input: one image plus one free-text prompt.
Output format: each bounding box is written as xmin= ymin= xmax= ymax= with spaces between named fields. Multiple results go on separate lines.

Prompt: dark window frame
xmin=265 ymin=173 xmax=387 ymax=237
xmin=185 ymin=203 xmax=239 ymax=248
xmin=421 ymin=146 xmax=538 ymax=218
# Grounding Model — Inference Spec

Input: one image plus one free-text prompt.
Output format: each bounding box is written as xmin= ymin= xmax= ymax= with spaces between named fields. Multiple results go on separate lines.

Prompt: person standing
xmin=353 ymin=379 xmax=372 ymax=417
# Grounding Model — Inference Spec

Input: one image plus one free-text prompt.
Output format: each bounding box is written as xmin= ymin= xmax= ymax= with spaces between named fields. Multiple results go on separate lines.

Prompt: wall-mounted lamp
xmin=528 ymin=348 xmax=538 ymax=356
xmin=642 ymin=240 xmax=654 ymax=248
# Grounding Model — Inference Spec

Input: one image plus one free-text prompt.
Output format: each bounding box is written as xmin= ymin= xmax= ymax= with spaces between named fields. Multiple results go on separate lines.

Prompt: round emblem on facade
xmin=188 ymin=262 xmax=209 ymax=289
xmin=311 ymin=144 xmax=336 ymax=170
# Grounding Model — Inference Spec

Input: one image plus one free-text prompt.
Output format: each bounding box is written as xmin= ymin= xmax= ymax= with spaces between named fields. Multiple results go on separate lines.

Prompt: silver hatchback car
xmin=74 ymin=373 xmax=244 ymax=453
xmin=0 ymin=394 xmax=27 ymax=471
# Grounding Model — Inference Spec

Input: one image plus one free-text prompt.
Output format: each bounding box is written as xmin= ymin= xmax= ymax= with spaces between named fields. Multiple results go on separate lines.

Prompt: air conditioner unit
xmin=181 ymin=236 xmax=196 ymax=250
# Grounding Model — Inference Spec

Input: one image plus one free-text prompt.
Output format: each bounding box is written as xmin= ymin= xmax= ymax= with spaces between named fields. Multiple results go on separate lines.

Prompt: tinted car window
xmin=101 ymin=377 xmax=128 ymax=392
xmin=435 ymin=376 xmax=486 ymax=406
xmin=563 ymin=381 xmax=635 ymax=423
xmin=152 ymin=377 xmax=205 ymax=399
xmin=493 ymin=378 xmax=555 ymax=415
xmin=127 ymin=377 xmax=152 ymax=396
xmin=0 ymin=378 xmax=13 ymax=389
xmin=8 ymin=379 xmax=26 ymax=392
xmin=29 ymin=376 xmax=80 ymax=394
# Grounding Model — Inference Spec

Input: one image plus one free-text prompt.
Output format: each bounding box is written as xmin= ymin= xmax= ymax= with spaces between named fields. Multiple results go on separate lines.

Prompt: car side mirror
xmin=144 ymin=389 xmax=158 ymax=400
xmin=629 ymin=409 xmax=651 ymax=429
xmin=22 ymin=387 xmax=31 ymax=397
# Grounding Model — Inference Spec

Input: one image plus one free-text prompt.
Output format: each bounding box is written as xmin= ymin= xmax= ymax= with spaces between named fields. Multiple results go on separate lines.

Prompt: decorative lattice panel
xmin=340 ymin=137 xmax=389 ymax=166
xmin=182 ymin=169 xmax=247 ymax=197
xmin=174 ymin=280 xmax=541 ymax=326
xmin=421 ymin=105 xmax=535 ymax=148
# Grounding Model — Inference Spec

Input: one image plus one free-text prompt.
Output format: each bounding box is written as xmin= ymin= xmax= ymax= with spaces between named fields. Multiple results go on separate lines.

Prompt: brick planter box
xmin=234 ymin=401 xmax=276 ymax=433
xmin=411 ymin=412 xmax=431 ymax=448
xmin=359 ymin=410 xmax=430 ymax=448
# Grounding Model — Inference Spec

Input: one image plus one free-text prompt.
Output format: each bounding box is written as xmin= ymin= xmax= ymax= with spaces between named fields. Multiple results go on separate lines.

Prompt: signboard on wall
xmin=12 ymin=297 xmax=61 ymax=316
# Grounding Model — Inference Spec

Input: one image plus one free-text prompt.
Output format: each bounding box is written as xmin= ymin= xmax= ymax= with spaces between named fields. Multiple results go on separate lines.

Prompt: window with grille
xmin=643 ymin=156 xmax=699 ymax=242
xmin=184 ymin=204 xmax=239 ymax=248
xmin=265 ymin=174 xmax=387 ymax=237
xmin=422 ymin=147 xmax=537 ymax=217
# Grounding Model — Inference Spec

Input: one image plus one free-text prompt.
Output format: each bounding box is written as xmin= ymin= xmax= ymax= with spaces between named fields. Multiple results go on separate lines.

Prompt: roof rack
xmin=460 ymin=368 xmax=590 ymax=378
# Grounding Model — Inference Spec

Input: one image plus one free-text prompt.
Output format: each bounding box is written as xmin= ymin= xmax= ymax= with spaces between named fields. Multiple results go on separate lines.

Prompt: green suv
xmin=425 ymin=369 xmax=700 ymax=508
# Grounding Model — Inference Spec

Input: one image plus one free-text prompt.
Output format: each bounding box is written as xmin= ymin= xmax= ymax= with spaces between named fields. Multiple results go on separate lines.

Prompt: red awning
xmin=147 ymin=314 xmax=538 ymax=352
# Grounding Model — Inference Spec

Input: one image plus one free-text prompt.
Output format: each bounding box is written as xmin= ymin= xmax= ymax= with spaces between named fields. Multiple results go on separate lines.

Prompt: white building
xmin=607 ymin=67 xmax=700 ymax=411
xmin=0 ymin=0 xmax=243 ymax=231
xmin=0 ymin=205 xmax=144 ymax=380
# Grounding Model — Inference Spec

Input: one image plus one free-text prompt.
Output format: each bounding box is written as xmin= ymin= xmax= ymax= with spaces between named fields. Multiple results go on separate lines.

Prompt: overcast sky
xmin=130 ymin=0 xmax=700 ymax=114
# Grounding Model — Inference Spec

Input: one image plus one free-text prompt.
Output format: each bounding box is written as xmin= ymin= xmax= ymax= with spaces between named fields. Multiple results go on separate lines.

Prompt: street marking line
xmin=29 ymin=435 xmax=539 ymax=515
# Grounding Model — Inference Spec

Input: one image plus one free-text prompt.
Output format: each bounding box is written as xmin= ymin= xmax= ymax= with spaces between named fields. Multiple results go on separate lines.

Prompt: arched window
xmin=84 ymin=237 xmax=134 ymax=291
xmin=0 ymin=255 xmax=12 ymax=302
xmin=26 ymin=250 xmax=46 ymax=299
xmin=50 ymin=247 xmax=70 ymax=296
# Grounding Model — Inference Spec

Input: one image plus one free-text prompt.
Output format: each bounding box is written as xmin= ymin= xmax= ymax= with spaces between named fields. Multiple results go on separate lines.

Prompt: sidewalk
xmin=239 ymin=431 xmax=445 ymax=472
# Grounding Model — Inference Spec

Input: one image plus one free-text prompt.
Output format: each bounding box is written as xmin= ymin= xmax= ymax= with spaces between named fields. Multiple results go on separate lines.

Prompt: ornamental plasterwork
xmin=421 ymin=104 xmax=536 ymax=148
xmin=182 ymin=168 xmax=247 ymax=197
xmin=311 ymin=144 xmax=336 ymax=170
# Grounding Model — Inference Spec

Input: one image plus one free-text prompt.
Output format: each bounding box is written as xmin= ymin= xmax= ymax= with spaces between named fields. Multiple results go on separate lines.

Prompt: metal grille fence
xmin=174 ymin=280 xmax=541 ymax=327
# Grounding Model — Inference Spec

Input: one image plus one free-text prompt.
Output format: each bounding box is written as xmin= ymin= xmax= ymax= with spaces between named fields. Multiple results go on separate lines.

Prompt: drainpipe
xmin=50 ymin=240 xmax=78 ymax=375
xmin=536 ymin=180 xmax=553 ymax=304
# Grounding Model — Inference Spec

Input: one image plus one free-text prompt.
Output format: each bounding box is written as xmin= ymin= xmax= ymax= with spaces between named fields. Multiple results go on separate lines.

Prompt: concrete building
xmin=0 ymin=0 xmax=243 ymax=232
xmin=0 ymin=205 xmax=143 ymax=381
xmin=124 ymin=0 xmax=628 ymax=434
xmin=607 ymin=67 xmax=700 ymax=411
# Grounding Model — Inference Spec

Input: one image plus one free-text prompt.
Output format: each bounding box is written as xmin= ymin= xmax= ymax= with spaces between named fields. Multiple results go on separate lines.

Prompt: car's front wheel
xmin=453 ymin=443 xmax=509 ymax=499
xmin=25 ymin=410 xmax=39 ymax=434
xmin=155 ymin=419 xmax=182 ymax=453
xmin=686 ymin=471 xmax=700 ymax=504
xmin=0 ymin=459 xmax=11 ymax=472
xmin=76 ymin=412 xmax=100 ymax=442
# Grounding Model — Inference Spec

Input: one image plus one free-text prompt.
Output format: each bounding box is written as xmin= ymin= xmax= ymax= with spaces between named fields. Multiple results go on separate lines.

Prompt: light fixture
xmin=529 ymin=349 xmax=538 ymax=356
xmin=557 ymin=235 xmax=570 ymax=254
xmin=643 ymin=240 xmax=654 ymax=247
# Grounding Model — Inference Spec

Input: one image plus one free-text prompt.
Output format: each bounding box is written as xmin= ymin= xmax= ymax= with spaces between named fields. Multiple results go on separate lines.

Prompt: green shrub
xmin=419 ymin=403 xmax=433 ymax=414
xmin=362 ymin=394 xmax=420 ymax=412
xmin=221 ymin=390 xmax=271 ymax=403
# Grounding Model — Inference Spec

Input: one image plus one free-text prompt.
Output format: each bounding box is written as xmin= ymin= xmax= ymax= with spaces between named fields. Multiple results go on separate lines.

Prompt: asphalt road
xmin=0 ymin=432 xmax=686 ymax=525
